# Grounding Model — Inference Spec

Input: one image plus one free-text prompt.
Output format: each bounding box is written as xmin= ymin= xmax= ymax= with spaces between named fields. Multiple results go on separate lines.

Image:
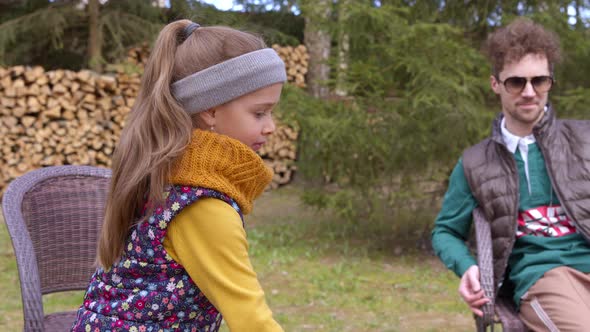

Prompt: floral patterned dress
xmin=72 ymin=185 xmax=242 ymax=332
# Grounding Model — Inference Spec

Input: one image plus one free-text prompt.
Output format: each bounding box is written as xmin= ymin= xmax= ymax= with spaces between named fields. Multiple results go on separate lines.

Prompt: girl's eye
xmin=255 ymin=111 xmax=267 ymax=118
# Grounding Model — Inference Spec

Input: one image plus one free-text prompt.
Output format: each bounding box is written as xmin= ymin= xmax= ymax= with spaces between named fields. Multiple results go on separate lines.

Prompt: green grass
xmin=1 ymin=184 xmax=474 ymax=331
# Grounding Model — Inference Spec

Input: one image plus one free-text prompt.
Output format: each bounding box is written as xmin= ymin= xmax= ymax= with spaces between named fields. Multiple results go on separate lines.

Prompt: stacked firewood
xmin=272 ymin=44 xmax=308 ymax=88
xmin=125 ymin=42 xmax=151 ymax=69
xmin=0 ymin=66 xmax=130 ymax=186
xmin=0 ymin=64 xmax=299 ymax=193
xmin=125 ymin=43 xmax=308 ymax=88
xmin=261 ymin=124 xmax=298 ymax=189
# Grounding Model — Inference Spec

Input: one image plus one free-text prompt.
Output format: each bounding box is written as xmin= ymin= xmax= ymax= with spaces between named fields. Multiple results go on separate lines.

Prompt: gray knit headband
xmin=171 ymin=48 xmax=287 ymax=114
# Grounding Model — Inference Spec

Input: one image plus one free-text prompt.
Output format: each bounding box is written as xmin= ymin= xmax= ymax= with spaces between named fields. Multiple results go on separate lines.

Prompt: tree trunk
xmin=302 ymin=0 xmax=332 ymax=99
xmin=574 ymin=0 xmax=583 ymax=30
xmin=87 ymin=0 xmax=101 ymax=72
xmin=335 ymin=0 xmax=350 ymax=97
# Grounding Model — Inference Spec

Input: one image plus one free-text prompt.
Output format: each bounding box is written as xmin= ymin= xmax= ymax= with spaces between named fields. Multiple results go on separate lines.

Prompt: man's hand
xmin=458 ymin=265 xmax=490 ymax=317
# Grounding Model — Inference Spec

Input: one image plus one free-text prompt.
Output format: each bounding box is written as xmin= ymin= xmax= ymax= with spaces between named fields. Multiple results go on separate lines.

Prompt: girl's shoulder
xmin=165 ymin=185 xmax=243 ymax=221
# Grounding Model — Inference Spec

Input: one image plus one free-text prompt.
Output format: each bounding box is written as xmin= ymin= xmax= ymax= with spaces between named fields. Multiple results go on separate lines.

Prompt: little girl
xmin=71 ymin=20 xmax=286 ymax=332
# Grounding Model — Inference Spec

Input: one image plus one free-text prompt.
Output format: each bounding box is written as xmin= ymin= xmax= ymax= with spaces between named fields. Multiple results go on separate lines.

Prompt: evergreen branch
xmin=99 ymin=10 xmax=162 ymax=61
xmin=0 ymin=5 xmax=79 ymax=64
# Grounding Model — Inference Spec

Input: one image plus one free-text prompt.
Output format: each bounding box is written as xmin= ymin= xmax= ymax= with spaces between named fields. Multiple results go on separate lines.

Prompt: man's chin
xmin=517 ymin=109 xmax=544 ymax=124
xmin=516 ymin=105 xmax=543 ymax=116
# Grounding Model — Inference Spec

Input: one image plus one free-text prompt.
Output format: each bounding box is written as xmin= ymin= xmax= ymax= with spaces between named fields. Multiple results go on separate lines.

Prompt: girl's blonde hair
xmin=98 ymin=20 xmax=266 ymax=268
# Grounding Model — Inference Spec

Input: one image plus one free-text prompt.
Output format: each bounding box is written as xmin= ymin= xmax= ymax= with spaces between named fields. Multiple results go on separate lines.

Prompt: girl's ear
xmin=198 ymin=109 xmax=217 ymax=127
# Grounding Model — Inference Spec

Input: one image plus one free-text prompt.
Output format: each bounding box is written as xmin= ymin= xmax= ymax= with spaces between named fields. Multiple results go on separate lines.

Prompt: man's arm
xmin=431 ymin=158 xmax=478 ymax=276
xmin=431 ymin=159 xmax=489 ymax=315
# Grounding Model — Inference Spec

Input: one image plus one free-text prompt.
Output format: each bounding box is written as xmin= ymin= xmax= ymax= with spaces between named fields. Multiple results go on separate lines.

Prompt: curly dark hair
xmin=483 ymin=17 xmax=561 ymax=77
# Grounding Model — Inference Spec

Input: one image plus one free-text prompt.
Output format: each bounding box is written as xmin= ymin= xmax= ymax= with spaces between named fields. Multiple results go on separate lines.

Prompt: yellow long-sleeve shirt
xmin=163 ymin=197 xmax=283 ymax=332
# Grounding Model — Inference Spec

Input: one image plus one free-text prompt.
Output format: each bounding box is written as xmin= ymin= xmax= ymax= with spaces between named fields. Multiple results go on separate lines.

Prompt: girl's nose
xmin=263 ymin=118 xmax=276 ymax=135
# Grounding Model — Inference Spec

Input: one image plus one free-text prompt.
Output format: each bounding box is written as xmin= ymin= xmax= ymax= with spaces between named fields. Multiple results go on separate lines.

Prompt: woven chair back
xmin=20 ymin=174 xmax=110 ymax=293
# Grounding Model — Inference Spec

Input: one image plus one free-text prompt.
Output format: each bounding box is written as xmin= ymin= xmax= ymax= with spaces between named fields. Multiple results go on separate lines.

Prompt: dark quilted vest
xmin=72 ymin=185 xmax=242 ymax=332
xmin=462 ymin=106 xmax=590 ymax=295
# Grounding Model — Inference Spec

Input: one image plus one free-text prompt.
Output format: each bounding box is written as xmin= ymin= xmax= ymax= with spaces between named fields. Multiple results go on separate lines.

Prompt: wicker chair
xmin=2 ymin=166 xmax=111 ymax=332
xmin=472 ymin=207 xmax=528 ymax=332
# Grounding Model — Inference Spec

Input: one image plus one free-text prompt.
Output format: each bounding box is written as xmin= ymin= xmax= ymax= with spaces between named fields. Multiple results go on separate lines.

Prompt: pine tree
xmin=0 ymin=0 xmax=161 ymax=71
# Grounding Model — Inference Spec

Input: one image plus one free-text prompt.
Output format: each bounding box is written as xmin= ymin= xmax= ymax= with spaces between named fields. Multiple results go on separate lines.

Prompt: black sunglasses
xmin=496 ymin=76 xmax=554 ymax=95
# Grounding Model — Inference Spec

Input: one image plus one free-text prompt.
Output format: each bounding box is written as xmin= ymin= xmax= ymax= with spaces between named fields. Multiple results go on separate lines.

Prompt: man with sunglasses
xmin=432 ymin=18 xmax=590 ymax=331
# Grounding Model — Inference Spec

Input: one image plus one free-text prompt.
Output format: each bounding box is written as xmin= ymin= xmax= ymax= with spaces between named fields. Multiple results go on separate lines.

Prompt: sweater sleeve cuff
xmin=457 ymin=257 xmax=478 ymax=277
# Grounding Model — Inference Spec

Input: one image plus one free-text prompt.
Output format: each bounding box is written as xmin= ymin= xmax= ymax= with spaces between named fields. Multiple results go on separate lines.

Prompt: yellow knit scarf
xmin=169 ymin=129 xmax=273 ymax=214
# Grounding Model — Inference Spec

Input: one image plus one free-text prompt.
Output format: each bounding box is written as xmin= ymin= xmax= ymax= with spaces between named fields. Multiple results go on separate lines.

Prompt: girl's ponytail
xmin=97 ymin=20 xmax=194 ymax=268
